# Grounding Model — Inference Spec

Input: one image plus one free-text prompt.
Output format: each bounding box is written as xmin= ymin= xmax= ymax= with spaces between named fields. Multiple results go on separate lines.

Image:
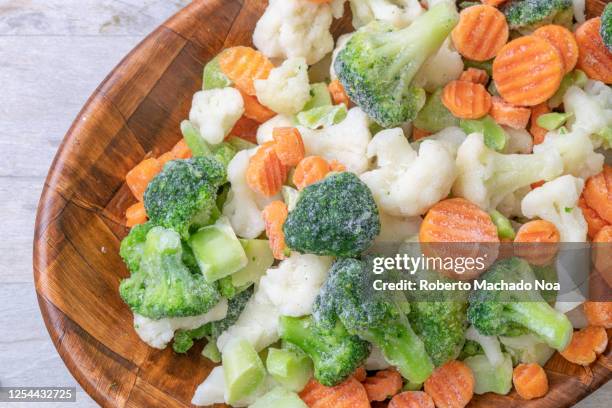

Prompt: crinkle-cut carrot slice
xmin=389 ymin=391 xmax=435 ymax=408
xmin=125 ymin=157 xmax=162 ymax=201
xmin=451 ymin=5 xmax=509 ymax=61
xmin=459 ymin=68 xmax=490 ymax=85
xmin=512 ymin=363 xmax=549 ymax=400
xmin=489 ymin=96 xmax=531 ymax=129
xmin=514 ymin=219 xmax=560 ymax=266
xmin=262 ymin=200 xmax=289 ymax=260
xmin=299 ymin=377 xmax=370 ymax=408
xmin=423 ymin=360 xmax=474 ymax=408
xmin=239 ymin=90 xmax=276 ymax=123
xmin=560 ymin=326 xmax=608 ymax=366
xmin=329 ymin=79 xmax=351 ymax=106
xmin=578 ymin=196 xmax=609 ymax=240
xmin=584 ymin=301 xmax=612 ymax=329
xmin=575 ymin=18 xmax=612 ymax=84
xmin=412 ymin=127 xmax=432 ymax=141
xmin=273 ymin=127 xmax=306 ymax=167
xmin=363 ymin=369 xmax=403 ymax=402
xmin=246 ymin=142 xmax=288 ymax=197
xmin=583 ymin=165 xmax=612 ymax=225
xmin=534 ymin=25 xmax=579 ymax=74
xmin=218 ymin=46 xmax=274 ymax=95
xmin=293 ymin=156 xmax=331 ymax=190
xmin=493 ymin=36 xmax=564 ymax=106
xmin=229 ymin=116 xmax=259 ymax=144
xmin=125 ymin=202 xmax=147 ymax=227
xmin=529 ymin=103 xmax=551 ymax=144
xmin=442 ymin=80 xmax=492 ymax=119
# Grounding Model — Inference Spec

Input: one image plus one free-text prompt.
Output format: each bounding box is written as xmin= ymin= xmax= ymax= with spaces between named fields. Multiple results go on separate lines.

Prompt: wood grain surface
xmin=32 ymin=1 xmax=611 ymax=407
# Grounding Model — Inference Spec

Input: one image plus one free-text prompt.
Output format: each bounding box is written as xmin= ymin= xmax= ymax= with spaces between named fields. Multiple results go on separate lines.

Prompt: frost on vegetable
xmin=330 ymin=33 xmax=355 ymax=81
xmin=253 ymin=0 xmax=335 ymax=65
xmin=563 ymin=82 xmax=612 ymax=149
xmin=349 ymin=0 xmax=424 ymax=28
xmin=254 ymin=57 xmax=311 ymax=115
xmin=601 ymin=2 xmax=612 ymax=52
xmin=521 ymin=175 xmax=588 ymax=242
xmin=189 ymin=87 xmax=244 ymax=145
xmin=502 ymin=0 xmax=573 ymax=33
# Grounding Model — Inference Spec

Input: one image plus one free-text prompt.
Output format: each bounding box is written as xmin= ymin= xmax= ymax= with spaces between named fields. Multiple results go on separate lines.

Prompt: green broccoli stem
xmin=364 ymin=322 xmax=434 ymax=384
xmin=507 ymin=302 xmax=572 ymax=351
xmin=278 ymin=316 xmax=327 ymax=367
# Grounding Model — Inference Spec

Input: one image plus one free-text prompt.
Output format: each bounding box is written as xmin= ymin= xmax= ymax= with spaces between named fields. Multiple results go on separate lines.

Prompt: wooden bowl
xmin=33 ymin=0 xmax=612 ymax=407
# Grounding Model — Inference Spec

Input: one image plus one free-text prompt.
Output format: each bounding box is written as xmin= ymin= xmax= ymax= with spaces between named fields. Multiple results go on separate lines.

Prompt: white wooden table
xmin=0 ymin=1 xmax=609 ymax=406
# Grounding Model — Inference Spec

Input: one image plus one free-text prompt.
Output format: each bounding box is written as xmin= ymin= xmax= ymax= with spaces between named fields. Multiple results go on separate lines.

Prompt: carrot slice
xmin=157 ymin=151 xmax=175 ymax=167
xmin=170 ymin=139 xmax=192 ymax=160
xmin=583 ymin=302 xmax=612 ymax=329
xmin=125 ymin=158 xmax=162 ymax=201
xmin=293 ymin=156 xmax=332 ymax=190
xmin=493 ymin=36 xmax=564 ymax=106
xmin=583 ymin=165 xmax=612 ymax=225
xmin=533 ymin=25 xmax=579 ymax=74
xmin=482 ymin=0 xmax=507 ymax=5
xmin=459 ymin=68 xmax=489 ymax=85
xmin=246 ymin=142 xmax=288 ymax=197
xmin=578 ymin=196 xmax=609 ymax=240
xmin=329 ymin=159 xmax=347 ymax=172
xmin=125 ymin=202 xmax=147 ymax=227
xmin=442 ymin=80 xmax=492 ymax=119
xmin=229 ymin=116 xmax=259 ymax=144
xmin=529 ymin=102 xmax=551 ymax=145
xmin=363 ymin=369 xmax=403 ymax=402
xmin=239 ymin=90 xmax=276 ymax=123
xmin=512 ymin=363 xmax=549 ymax=400
xmin=560 ymin=326 xmax=608 ymax=366
xmin=423 ymin=360 xmax=475 ymax=408
xmin=592 ymin=225 xmax=612 ymax=287
xmin=412 ymin=127 xmax=432 ymax=141
xmin=353 ymin=367 xmax=367 ymax=382
xmin=299 ymin=377 xmax=370 ymax=408
xmin=273 ymin=127 xmax=306 ymax=167
xmin=389 ymin=391 xmax=435 ymax=408
xmin=329 ymin=79 xmax=350 ymax=106
xmin=514 ymin=220 xmax=560 ymax=266
xmin=575 ymin=18 xmax=612 ymax=84
xmin=262 ymin=200 xmax=289 ymax=260
xmin=489 ymin=96 xmax=531 ymax=129
xmin=218 ymin=46 xmax=274 ymax=95
xmin=451 ymin=5 xmax=509 ymax=61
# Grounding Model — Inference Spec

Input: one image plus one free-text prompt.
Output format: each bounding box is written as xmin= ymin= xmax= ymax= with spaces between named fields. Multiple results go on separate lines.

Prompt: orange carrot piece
xmin=389 ymin=391 xmax=435 ymax=408
xmin=273 ymin=127 xmax=306 ymax=167
xmin=229 ymin=116 xmax=259 ymax=144
xmin=514 ymin=220 xmax=560 ymax=266
xmin=575 ymin=18 xmax=612 ymax=84
xmin=592 ymin=225 xmax=612 ymax=286
xmin=459 ymin=68 xmax=489 ymax=85
xmin=442 ymin=80 xmax=492 ymax=119
xmin=451 ymin=5 xmax=509 ymax=61
xmin=125 ymin=202 xmax=148 ymax=227
xmin=533 ymin=25 xmax=579 ymax=74
xmin=170 ymin=139 xmax=192 ymax=159
xmin=529 ymin=103 xmax=551 ymax=145
xmin=293 ymin=156 xmax=331 ymax=190
xmin=299 ymin=378 xmax=370 ymax=408
xmin=353 ymin=367 xmax=367 ymax=382
xmin=363 ymin=369 xmax=403 ymax=402
xmin=423 ymin=360 xmax=475 ymax=408
xmin=412 ymin=127 xmax=432 ymax=141
xmin=329 ymin=79 xmax=351 ymax=106
xmin=578 ymin=196 xmax=609 ymax=240
xmin=493 ymin=36 xmax=564 ymax=106
xmin=583 ymin=165 xmax=612 ymax=225
xmin=583 ymin=302 xmax=612 ymax=329
xmin=125 ymin=158 xmax=162 ymax=201
xmin=218 ymin=46 xmax=274 ymax=95
xmin=489 ymin=96 xmax=531 ymax=129
xmin=262 ymin=200 xmax=289 ymax=260
xmin=512 ymin=363 xmax=549 ymax=400
xmin=481 ymin=0 xmax=507 ymax=6
xmin=560 ymin=326 xmax=608 ymax=366
xmin=157 ymin=151 xmax=175 ymax=167
xmin=531 ymin=180 xmax=545 ymax=189
xmin=246 ymin=142 xmax=288 ymax=197
xmin=329 ymin=159 xmax=347 ymax=172
xmin=240 ymin=90 xmax=276 ymax=123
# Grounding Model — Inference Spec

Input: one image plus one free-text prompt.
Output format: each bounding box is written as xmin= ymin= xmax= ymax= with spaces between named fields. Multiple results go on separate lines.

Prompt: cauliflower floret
xmin=133 ymin=300 xmax=228 ymax=349
xmin=256 ymin=114 xmax=295 ymax=145
xmin=330 ymin=32 xmax=355 ymax=80
xmin=502 ymin=127 xmax=533 ymax=154
xmin=361 ymin=128 xmax=457 ymax=217
xmin=349 ymin=0 xmax=424 ymax=28
xmin=453 ymin=133 xmax=564 ymax=210
xmin=375 ymin=211 xmax=422 ymax=244
xmin=331 ymin=0 xmax=347 ymax=18
xmin=496 ymin=186 xmax=531 ymax=218
xmin=521 ymin=175 xmax=588 ymax=242
xmin=189 ymin=88 xmax=244 ymax=145
xmin=413 ymin=126 xmax=467 ymax=156
xmin=298 ymin=107 xmax=372 ymax=174
xmin=255 ymin=58 xmax=311 ymax=115
xmin=253 ymin=0 xmax=335 ymax=65
xmin=572 ymin=0 xmax=586 ymax=23
xmin=259 ymin=253 xmax=333 ymax=317
xmin=563 ymin=82 xmax=612 ymax=149
xmin=414 ymin=39 xmax=464 ymax=92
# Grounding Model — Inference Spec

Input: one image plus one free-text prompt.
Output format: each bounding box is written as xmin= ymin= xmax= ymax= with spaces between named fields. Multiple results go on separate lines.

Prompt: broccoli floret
xmin=314 ymin=258 xmax=434 ymax=383
xmin=334 ymin=3 xmax=459 ymax=127
xmin=467 ymin=257 xmax=573 ymax=351
xmin=602 ymin=3 xmax=612 ymax=52
xmin=459 ymin=339 xmax=484 ymax=360
xmin=502 ymin=0 xmax=573 ymax=32
xmin=119 ymin=222 xmax=155 ymax=273
xmin=283 ymin=172 xmax=380 ymax=257
xmin=144 ymin=157 xmax=226 ymax=238
xmin=119 ymin=226 xmax=220 ymax=320
xmin=278 ymin=315 xmax=370 ymax=387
